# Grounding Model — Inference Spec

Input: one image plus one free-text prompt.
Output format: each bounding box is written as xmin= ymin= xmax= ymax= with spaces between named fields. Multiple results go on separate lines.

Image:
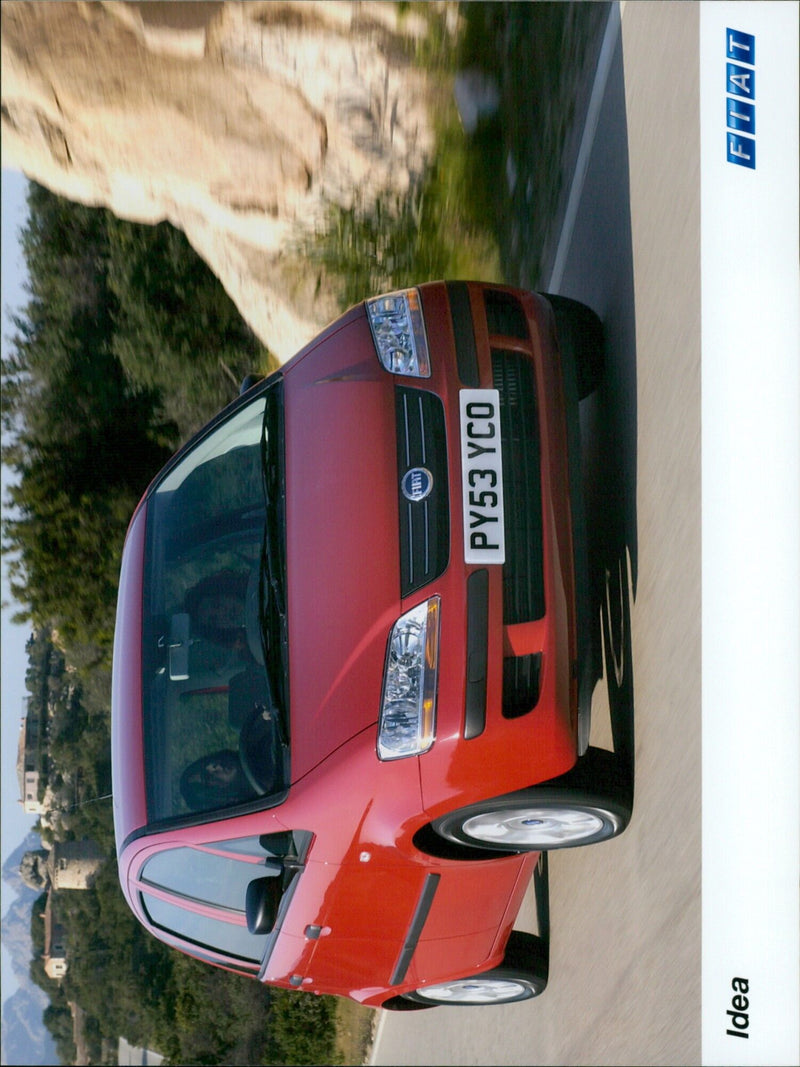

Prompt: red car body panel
xmin=112 ymin=281 xmax=583 ymax=1007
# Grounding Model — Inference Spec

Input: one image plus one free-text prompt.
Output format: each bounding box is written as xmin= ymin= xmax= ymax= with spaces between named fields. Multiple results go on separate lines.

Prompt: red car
xmin=112 ymin=282 xmax=631 ymax=1008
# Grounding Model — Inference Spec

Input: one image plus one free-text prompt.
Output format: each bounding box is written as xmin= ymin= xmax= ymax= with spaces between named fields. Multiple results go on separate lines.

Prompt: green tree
xmin=266 ymin=991 xmax=337 ymax=1065
xmin=2 ymin=185 xmax=174 ymax=652
xmin=2 ymin=185 xmax=272 ymax=655
xmin=105 ymin=215 xmax=273 ymax=435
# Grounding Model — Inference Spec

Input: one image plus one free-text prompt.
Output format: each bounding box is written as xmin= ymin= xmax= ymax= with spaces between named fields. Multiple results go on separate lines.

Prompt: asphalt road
xmin=371 ymin=4 xmax=702 ymax=1064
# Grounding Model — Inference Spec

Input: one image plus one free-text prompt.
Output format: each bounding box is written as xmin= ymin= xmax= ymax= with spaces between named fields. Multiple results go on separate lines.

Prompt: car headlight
xmin=366 ymin=288 xmax=431 ymax=377
xmin=377 ymin=598 xmax=440 ymax=760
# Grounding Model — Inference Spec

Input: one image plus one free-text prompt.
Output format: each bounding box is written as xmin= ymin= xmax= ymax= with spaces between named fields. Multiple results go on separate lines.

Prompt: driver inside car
xmin=183 ymin=569 xmax=253 ymax=673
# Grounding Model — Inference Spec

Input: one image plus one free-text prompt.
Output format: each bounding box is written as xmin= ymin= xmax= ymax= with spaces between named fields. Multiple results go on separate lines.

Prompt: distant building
xmin=43 ymin=889 xmax=68 ymax=980
xmin=16 ymin=699 xmax=45 ymax=814
xmin=47 ymin=839 xmax=105 ymax=890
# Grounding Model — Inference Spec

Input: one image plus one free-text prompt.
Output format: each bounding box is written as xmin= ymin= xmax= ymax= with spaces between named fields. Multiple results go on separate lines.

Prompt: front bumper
xmin=404 ymin=282 xmax=580 ymax=817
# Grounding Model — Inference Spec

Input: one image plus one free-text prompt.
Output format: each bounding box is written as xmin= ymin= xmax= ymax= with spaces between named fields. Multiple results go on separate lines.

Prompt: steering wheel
xmin=244 ymin=560 xmax=265 ymax=665
xmin=238 ymin=702 xmax=279 ymax=794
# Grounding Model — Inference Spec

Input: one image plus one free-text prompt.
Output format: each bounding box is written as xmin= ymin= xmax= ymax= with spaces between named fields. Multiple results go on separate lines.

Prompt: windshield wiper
xmin=258 ymin=382 xmax=290 ymax=744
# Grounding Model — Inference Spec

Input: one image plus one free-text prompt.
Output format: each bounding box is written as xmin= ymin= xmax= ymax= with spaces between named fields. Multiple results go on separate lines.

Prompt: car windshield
xmin=141 ymin=379 xmax=289 ymax=825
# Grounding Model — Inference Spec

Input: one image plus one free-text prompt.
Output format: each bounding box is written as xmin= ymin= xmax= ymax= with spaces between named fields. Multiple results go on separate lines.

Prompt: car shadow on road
xmin=562 ymin=9 xmax=638 ymax=799
xmin=462 ymin=1 xmax=637 ymax=799
xmin=579 ymin=236 xmax=637 ymax=799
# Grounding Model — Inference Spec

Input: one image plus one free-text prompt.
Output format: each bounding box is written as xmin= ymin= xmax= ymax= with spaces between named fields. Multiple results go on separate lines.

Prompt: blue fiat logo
xmin=401 ymin=467 xmax=433 ymax=502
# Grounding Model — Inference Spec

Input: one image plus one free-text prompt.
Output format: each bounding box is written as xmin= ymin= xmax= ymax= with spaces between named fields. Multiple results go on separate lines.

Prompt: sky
xmin=1 ymin=167 xmax=38 ymax=1005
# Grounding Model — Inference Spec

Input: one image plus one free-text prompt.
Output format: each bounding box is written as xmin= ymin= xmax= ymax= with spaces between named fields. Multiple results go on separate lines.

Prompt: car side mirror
xmin=240 ymin=374 xmax=263 ymax=395
xmin=245 ymin=870 xmax=283 ymax=934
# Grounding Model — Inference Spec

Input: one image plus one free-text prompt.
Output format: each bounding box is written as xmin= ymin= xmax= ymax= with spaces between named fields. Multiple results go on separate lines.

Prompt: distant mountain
xmin=2 ymin=832 xmax=59 ymax=1065
xmin=1 ymin=985 xmax=59 ymax=1066
xmin=2 ymin=887 xmax=39 ymax=989
xmin=2 ymin=833 xmax=42 ymax=983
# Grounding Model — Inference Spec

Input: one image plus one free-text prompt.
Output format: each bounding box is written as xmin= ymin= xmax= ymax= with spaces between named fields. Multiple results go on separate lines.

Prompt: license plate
xmin=459 ymin=389 xmax=506 ymax=564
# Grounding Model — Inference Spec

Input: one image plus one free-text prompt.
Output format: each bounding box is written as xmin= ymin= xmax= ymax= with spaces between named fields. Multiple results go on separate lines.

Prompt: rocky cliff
xmin=1 ymin=1 xmax=440 ymax=359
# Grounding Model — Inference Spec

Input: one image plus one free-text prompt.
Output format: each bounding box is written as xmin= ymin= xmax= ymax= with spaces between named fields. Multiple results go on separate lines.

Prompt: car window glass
xmin=141 ymin=845 xmax=275 ymax=912
xmin=155 ymin=400 xmax=265 ymax=497
xmin=141 ymin=891 xmax=268 ymax=963
xmin=141 ymin=387 xmax=289 ymax=825
xmin=209 ymin=830 xmax=313 ymax=864
xmin=209 ymin=832 xmax=292 ymax=859
xmin=207 ymin=835 xmax=272 ymax=858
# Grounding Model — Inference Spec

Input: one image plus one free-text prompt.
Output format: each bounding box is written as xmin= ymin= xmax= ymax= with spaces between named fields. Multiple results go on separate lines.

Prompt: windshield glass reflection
xmin=142 ymin=382 xmax=288 ymax=824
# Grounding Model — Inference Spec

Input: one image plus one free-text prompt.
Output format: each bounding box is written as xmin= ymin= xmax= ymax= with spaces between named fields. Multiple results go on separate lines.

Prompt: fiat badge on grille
xmin=401 ymin=467 xmax=433 ymax=502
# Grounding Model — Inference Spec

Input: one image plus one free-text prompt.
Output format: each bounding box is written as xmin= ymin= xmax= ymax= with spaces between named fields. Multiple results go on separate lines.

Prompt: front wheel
xmin=404 ymin=975 xmax=538 ymax=1006
xmin=432 ymin=748 xmax=632 ymax=853
xmin=403 ymin=930 xmax=550 ymax=1002
xmin=402 ymin=932 xmax=547 ymax=1007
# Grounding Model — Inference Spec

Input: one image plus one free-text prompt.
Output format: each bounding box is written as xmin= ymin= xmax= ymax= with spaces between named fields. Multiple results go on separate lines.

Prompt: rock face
xmin=18 ymin=848 xmax=50 ymax=892
xmin=1 ymin=1 xmax=438 ymax=359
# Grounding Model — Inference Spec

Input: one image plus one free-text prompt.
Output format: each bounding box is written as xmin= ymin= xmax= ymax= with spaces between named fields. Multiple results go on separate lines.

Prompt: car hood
xmin=284 ymin=314 xmax=401 ymax=781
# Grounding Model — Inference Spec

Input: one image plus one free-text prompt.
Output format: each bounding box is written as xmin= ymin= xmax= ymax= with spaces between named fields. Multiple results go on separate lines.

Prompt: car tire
xmin=401 ymin=932 xmax=547 ymax=1007
xmin=432 ymin=747 xmax=632 ymax=853
xmin=543 ymin=293 xmax=605 ymax=400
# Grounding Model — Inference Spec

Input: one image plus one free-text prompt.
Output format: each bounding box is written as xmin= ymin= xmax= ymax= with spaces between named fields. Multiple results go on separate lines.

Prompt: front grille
xmin=491 ymin=350 xmax=545 ymax=624
xmin=396 ymin=388 xmax=449 ymax=597
xmin=484 ymin=289 xmax=529 ymax=340
xmin=502 ymin=653 xmax=542 ymax=718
